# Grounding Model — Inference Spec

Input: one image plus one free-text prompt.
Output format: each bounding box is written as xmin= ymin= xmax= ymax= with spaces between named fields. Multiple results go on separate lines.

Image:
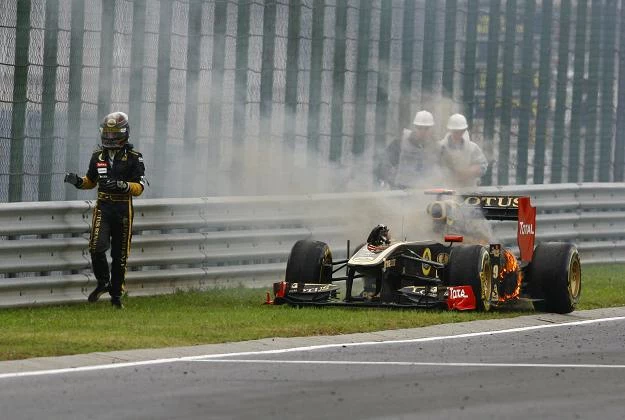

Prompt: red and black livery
xmin=269 ymin=192 xmax=581 ymax=314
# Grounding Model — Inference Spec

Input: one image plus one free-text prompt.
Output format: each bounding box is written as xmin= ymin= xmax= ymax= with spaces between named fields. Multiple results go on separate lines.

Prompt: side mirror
xmin=444 ymin=235 xmax=463 ymax=243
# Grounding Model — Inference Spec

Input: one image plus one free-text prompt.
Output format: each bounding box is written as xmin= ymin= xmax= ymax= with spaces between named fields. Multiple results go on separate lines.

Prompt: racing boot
xmin=87 ymin=281 xmax=110 ymax=303
xmin=110 ymin=296 xmax=124 ymax=309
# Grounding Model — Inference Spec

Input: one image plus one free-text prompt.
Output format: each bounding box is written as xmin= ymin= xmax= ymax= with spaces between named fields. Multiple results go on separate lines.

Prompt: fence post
xmin=463 ymin=0 xmax=479 ymax=125
xmin=306 ymin=0 xmax=324 ymax=156
xmin=38 ymin=0 xmax=60 ymax=201
xmin=442 ymin=0 xmax=457 ymax=98
xmin=284 ymin=0 xmax=301 ymax=154
xmin=65 ymin=0 xmax=86 ymax=201
xmin=330 ymin=0 xmax=347 ymax=162
xmin=498 ymin=0 xmax=517 ymax=185
xmin=234 ymin=0 xmax=251 ymax=165
xmin=375 ymin=0 xmax=393 ymax=158
xmin=184 ymin=0 xmax=202 ymax=195
xmin=260 ymin=0 xmax=277 ymax=151
xmin=8 ymin=0 xmax=31 ymax=202
xmin=616 ymin=0 xmax=625 ymax=181
xmin=129 ymin=0 xmax=147 ymax=150
xmin=599 ymin=0 xmax=618 ymax=182
xmin=534 ymin=0 xmax=553 ymax=185
xmin=421 ymin=0 xmax=437 ymax=107
xmin=397 ymin=0 xmax=414 ymax=136
xmin=208 ymin=0 xmax=228 ymax=192
xmin=482 ymin=0 xmax=501 ymax=186
xmin=583 ymin=0 xmax=602 ymax=182
xmin=153 ymin=0 xmax=173 ymax=197
xmin=551 ymin=0 xmax=570 ymax=184
xmin=97 ymin=0 xmax=115 ymax=119
xmin=568 ymin=0 xmax=588 ymax=182
xmin=352 ymin=0 xmax=372 ymax=157
xmin=516 ymin=0 xmax=535 ymax=185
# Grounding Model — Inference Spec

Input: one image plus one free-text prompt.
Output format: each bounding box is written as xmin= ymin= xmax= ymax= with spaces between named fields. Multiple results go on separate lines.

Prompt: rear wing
xmin=425 ymin=190 xmax=536 ymax=262
xmin=461 ymin=194 xmax=536 ymax=262
xmin=460 ymin=195 xmax=520 ymax=221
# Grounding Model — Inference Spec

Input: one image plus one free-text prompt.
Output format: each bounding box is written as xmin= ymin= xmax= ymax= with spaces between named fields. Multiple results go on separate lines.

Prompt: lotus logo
xmin=421 ymin=248 xmax=432 ymax=275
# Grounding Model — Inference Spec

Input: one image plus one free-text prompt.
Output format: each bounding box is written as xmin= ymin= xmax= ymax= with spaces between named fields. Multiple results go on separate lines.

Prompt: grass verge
xmin=0 ymin=264 xmax=623 ymax=361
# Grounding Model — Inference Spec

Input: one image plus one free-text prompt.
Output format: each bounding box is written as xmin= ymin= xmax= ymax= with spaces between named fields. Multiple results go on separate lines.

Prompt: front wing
xmin=270 ymin=282 xmax=478 ymax=310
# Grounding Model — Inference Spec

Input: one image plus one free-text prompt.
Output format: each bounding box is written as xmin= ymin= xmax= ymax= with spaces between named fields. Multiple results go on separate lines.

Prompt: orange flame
xmin=498 ymin=249 xmax=523 ymax=301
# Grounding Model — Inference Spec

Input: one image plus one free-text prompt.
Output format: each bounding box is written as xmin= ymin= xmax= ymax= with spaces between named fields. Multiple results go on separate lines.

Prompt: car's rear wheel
xmin=528 ymin=243 xmax=581 ymax=314
xmin=285 ymin=239 xmax=333 ymax=284
xmin=448 ymin=245 xmax=492 ymax=311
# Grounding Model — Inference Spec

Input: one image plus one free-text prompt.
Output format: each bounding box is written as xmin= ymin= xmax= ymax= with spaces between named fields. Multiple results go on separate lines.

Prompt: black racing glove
xmin=99 ymin=179 xmax=130 ymax=193
xmin=64 ymin=173 xmax=83 ymax=188
xmin=115 ymin=180 xmax=130 ymax=193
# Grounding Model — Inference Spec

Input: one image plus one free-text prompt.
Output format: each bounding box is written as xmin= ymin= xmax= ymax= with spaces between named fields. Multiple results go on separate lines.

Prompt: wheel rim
xmin=479 ymin=251 xmax=492 ymax=310
xmin=569 ymin=253 xmax=581 ymax=299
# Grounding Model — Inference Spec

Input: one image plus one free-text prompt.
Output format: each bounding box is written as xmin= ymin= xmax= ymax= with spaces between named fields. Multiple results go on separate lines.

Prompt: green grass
xmin=0 ymin=264 xmax=623 ymax=361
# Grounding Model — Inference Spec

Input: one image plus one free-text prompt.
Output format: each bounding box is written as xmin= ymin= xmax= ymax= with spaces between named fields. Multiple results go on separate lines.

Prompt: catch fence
xmin=0 ymin=0 xmax=623 ymax=203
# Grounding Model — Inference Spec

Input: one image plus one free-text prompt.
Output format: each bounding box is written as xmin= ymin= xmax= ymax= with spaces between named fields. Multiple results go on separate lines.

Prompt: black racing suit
xmin=80 ymin=145 xmax=146 ymax=300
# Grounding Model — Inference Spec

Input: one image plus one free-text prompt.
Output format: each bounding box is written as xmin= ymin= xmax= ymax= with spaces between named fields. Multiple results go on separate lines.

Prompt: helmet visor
xmin=100 ymin=126 xmax=128 ymax=148
xmin=101 ymin=138 xmax=127 ymax=148
xmin=100 ymin=126 xmax=127 ymax=139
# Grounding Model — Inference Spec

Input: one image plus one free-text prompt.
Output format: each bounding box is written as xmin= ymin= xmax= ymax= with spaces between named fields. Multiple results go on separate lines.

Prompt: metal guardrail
xmin=1 ymin=184 xmax=624 ymax=307
xmin=479 ymin=184 xmax=625 ymax=264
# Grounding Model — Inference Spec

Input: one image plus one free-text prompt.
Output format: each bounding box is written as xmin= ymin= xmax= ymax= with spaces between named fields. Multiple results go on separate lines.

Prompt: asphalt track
xmin=1 ymin=307 xmax=624 ymax=420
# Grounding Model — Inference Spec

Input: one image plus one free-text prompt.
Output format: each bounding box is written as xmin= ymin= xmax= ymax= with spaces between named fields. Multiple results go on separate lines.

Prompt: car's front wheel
xmin=448 ymin=245 xmax=492 ymax=311
xmin=285 ymin=239 xmax=333 ymax=284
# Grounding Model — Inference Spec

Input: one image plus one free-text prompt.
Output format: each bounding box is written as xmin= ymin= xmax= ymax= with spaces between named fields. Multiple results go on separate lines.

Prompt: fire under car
xmin=268 ymin=190 xmax=581 ymax=313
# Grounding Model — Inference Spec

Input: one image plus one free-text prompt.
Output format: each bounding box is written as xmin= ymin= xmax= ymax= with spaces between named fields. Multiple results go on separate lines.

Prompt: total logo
xmin=519 ymin=221 xmax=535 ymax=235
xmin=449 ymin=288 xmax=468 ymax=299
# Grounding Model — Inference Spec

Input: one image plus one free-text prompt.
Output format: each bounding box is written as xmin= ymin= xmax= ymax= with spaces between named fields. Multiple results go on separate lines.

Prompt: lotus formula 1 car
xmin=268 ymin=191 xmax=581 ymax=313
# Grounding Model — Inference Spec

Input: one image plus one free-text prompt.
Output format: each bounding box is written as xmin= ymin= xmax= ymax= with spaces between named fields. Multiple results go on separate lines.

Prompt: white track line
xmin=1 ymin=315 xmax=624 ymax=380
xmin=194 ymin=359 xmax=625 ymax=369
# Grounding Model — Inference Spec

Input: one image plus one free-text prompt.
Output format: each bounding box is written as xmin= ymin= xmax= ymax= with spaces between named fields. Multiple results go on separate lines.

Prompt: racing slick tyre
xmin=285 ymin=239 xmax=333 ymax=284
xmin=448 ymin=245 xmax=493 ymax=311
xmin=527 ymin=243 xmax=581 ymax=314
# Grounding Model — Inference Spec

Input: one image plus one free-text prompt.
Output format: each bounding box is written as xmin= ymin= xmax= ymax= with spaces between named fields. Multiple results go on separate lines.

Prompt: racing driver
xmin=64 ymin=112 xmax=146 ymax=308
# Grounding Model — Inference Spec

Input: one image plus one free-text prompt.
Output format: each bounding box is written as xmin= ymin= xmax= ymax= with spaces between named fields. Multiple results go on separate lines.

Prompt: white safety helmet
xmin=447 ymin=113 xmax=468 ymax=131
xmin=413 ymin=110 xmax=435 ymax=127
